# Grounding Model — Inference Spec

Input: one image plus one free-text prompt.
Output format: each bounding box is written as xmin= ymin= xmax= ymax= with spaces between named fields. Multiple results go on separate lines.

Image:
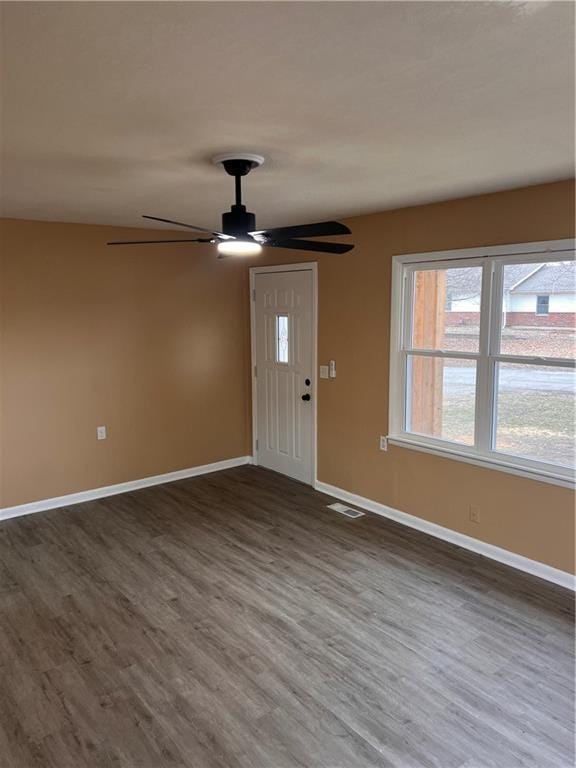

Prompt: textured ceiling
xmin=1 ymin=1 xmax=574 ymax=231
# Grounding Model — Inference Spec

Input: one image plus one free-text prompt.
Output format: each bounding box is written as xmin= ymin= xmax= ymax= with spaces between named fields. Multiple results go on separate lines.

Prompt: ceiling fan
xmin=107 ymin=153 xmax=354 ymax=257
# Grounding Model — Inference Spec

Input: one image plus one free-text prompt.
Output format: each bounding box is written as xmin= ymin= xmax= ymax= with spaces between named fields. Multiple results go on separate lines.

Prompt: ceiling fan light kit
xmin=107 ymin=153 xmax=354 ymax=257
xmin=217 ymin=240 xmax=263 ymax=257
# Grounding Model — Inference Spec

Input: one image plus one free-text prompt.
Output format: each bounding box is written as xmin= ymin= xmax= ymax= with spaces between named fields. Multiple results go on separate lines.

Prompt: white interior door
xmin=252 ymin=267 xmax=315 ymax=484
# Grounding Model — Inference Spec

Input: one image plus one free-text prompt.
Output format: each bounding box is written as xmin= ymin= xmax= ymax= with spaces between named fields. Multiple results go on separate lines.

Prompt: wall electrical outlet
xmin=379 ymin=436 xmax=388 ymax=451
xmin=319 ymin=365 xmax=329 ymax=379
xmin=96 ymin=425 xmax=107 ymax=441
xmin=469 ymin=505 xmax=480 ymax=524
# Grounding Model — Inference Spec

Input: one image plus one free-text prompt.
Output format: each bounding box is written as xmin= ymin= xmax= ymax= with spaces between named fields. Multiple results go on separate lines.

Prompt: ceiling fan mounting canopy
xmin=211 ymin=152 xmax=265 ymax=175
xmin=107 ymin=152 xmax=354 ymax=256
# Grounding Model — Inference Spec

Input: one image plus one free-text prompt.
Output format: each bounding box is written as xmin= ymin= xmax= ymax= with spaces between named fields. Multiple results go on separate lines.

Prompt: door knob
xmin=301 ymin=393 xmax=311 ymax=401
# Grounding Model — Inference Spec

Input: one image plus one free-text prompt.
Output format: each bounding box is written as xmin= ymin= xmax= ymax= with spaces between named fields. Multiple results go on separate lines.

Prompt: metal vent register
xmin=327 ymin=502 xmax=365 ymax=519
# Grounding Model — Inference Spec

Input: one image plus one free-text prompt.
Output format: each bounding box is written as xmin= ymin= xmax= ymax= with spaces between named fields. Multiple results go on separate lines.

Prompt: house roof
xmin=503 ymin=264 xmax=545 ymax=292
xmin=446 ymin=268 xmax=482 ymax=296
xmin=447 ymin=263 xmax=536 ymax=297
xmin=511 ymin=261 xmax=575 ymax=294
xmin=447 ymin=261 xmax=575 ymax=297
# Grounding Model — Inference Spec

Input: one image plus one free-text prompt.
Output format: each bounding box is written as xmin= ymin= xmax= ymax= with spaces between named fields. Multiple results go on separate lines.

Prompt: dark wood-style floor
xmin=0 ymin=466 xmax=573 ymax=768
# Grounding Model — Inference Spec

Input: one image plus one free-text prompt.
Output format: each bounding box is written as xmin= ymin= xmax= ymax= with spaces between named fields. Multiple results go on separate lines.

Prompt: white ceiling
xmin=1 ymin=1 xmax=574 ymax=231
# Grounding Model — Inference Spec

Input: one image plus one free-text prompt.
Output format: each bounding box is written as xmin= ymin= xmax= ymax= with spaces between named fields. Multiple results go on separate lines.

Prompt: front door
xmin=252 ymin=267 xmax=315 ymax=484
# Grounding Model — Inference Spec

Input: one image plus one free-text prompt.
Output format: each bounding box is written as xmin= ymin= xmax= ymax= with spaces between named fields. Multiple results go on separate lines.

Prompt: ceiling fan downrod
xmin=217 ymin=156 xmax=263 ymax=237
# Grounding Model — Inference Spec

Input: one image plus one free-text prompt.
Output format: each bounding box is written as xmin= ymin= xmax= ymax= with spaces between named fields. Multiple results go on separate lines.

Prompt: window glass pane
xmin=499 ymin=260 xmax=575 ymax=358
xmin=407 ymin=355 xmax=476 ymax=445
xmin=536 ymin=295 xmax=549 ymax=315
xmin=276 ymin=314 xmax=289 ymax=363
xmin=412 ymin=266 xmax=482 ymax=353
xmin=494 ymin=363 xmax=575 ymax=468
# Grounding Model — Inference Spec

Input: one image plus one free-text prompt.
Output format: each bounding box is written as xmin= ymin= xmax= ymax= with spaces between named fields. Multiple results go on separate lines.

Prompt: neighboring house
xmin=445 ymin=262 xmax=575 ymax=328
xmin=505 ymin=261 xmax=576 ymax=327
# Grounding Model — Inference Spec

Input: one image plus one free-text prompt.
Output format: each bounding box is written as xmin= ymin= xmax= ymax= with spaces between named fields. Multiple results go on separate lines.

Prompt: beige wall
xmin=1 ymin=220 xmax=250 ymax=505
xmin=1 ymin=179 xmax=575 ymax=573
xmin=240 ymin=179 xmax=576 ymax=574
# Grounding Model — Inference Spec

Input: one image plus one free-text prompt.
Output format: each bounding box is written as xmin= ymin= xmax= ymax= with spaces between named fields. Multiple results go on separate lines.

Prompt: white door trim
xmin=249 ymin=262 xmax=318 ymax=485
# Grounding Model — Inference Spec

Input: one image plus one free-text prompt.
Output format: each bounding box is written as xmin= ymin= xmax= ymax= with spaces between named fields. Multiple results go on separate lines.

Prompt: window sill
xmin=387 ymin=436 xmax=575 ymax=489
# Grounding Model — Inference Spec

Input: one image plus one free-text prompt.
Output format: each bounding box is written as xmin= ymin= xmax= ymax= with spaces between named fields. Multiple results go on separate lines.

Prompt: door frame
xmin=249 ymin=262 xmax=318 ymax=486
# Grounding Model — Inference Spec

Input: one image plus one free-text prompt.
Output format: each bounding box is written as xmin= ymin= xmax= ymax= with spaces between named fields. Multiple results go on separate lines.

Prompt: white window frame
xmin=389 ymin=239 xmax=575 ymax=489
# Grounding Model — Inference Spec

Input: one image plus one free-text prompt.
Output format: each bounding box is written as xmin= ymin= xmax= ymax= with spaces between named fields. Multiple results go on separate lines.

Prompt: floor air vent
xmin=327 ymin=502 xmax=365 ymax=518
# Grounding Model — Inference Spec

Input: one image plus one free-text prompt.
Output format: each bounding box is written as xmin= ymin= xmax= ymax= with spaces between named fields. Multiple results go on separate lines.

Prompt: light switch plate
xmin=329 ymin=360 xmax=337 ymax=378
xmin=319 ymin=365 xmax=329 ymax=379
xmin=97 ymin=425 xmax=107 ymax=440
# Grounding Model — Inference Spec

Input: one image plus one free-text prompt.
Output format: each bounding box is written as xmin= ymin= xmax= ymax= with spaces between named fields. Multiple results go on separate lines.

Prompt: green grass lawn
xmin=442 ymin=391 xmax=575 ymax=467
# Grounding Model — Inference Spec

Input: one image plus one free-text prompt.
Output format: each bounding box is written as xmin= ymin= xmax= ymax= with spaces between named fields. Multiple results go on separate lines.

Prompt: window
xmin=276 ymin=314 xmax=289 ymax=363
xmin=536 ymin=295 xmax=550 ymax=315
xmin=389 ymin=241 xmax=575 ymax=485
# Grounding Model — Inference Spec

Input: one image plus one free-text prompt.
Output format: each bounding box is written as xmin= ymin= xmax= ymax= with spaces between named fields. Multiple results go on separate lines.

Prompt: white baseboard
xmin=3 ymin=461 xmax=572 ymax=590
xmin=0 ymin=456 xmax=253 ymax=522
xmin=315 ymin=480 xmax=575 ymax=591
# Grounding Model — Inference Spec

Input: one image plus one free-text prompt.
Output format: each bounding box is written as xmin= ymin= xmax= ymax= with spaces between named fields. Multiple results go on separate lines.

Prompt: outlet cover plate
xmin=469 ymin=505 xmax=480 ymax=524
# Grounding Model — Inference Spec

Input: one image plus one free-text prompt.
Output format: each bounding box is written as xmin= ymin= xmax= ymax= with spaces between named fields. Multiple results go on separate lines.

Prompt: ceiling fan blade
xmin=142 ymin=215 xmax=233 ymax=239
xmin=107 ymin=238 xmax=212 ymax=245
xmin=142 ymin=215 xmax=211 ymax=233
xmin=251 ymin=220 xmax=351 ymax=240
xmin=264 ymin=239 xmax=354 ymax=254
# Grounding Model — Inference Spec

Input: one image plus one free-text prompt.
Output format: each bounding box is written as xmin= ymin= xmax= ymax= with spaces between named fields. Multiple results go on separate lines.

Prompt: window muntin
xmin=393 ymin=251 xmax=575 ymax=480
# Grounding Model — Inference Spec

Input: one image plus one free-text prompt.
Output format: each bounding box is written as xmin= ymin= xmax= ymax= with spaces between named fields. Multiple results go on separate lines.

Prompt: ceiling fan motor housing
xmin=222 ymin=204 xmax=256 ymax=237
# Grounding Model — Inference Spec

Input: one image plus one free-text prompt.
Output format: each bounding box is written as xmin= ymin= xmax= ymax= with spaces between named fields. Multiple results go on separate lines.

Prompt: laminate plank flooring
xmin=0 ymin=466 xmax=573 ymax=767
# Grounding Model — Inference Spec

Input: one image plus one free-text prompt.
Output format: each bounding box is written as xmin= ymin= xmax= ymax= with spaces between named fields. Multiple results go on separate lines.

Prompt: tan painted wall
xmin=1 ymin=179 xmax=574 ymax=573
xmin=240 ymin=179 xmax=576 ymax=574
xmin=0 ymin=220 xmax=250 ymax=506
